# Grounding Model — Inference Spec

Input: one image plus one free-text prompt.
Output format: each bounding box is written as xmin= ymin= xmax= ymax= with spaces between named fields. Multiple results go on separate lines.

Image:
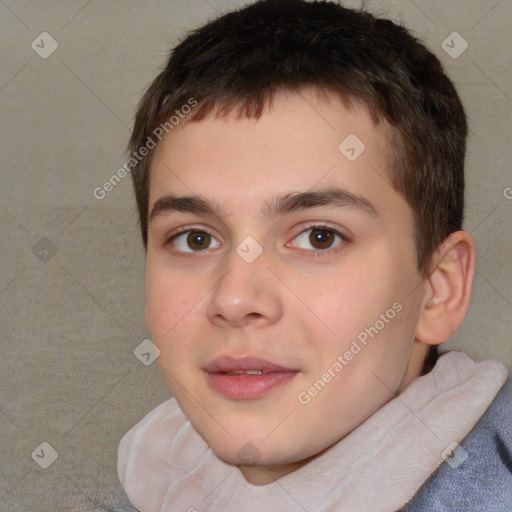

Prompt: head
xmin=128 ymin=0 xmax=475 ymax=484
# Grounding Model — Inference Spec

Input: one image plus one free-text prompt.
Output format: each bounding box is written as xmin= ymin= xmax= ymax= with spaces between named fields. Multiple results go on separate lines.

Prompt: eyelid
xmin=166 ymin=224 xmax=217 ymax=240
xmin=289 ymin=221 xmax=349 ymax=240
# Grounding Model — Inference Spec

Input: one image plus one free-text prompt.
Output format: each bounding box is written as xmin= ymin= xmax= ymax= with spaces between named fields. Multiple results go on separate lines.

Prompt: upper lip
xmin=204 ymin=355 xmax=297 ymax=374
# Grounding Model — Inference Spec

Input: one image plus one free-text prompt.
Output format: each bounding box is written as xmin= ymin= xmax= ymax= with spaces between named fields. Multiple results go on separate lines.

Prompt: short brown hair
xmin=129 ymin=0 xmax=467 ymax=280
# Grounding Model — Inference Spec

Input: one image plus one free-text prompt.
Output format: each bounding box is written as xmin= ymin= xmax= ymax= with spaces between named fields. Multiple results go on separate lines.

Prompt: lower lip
xmin=205 ymin=371 xmax=298 ymax=399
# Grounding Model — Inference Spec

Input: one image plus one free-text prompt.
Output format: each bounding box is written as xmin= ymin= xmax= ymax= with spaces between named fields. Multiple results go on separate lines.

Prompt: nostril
xmin=245 ymin=312 xmax=264 ymax=323
xmin=247 ymin=312 xmax=262 ymax=319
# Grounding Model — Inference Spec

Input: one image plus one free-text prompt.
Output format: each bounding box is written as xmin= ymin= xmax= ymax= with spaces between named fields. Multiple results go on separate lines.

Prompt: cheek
xmin=144 ymin=260 xmax=202 ymax=339
xmin=296 ymin=267 xmax=378 ymax=340
xmin=296 ymin=253 xmax=416 ymax=365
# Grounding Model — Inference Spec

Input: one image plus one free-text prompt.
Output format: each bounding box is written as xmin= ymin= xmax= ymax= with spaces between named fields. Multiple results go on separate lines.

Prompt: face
xmin=145 ymin=89 xmax=428 ymax=484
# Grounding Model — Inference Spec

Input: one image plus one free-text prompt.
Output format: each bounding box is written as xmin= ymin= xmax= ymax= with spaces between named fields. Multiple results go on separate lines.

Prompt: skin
xmin=144 ymin=88 xmax=476 ymax=485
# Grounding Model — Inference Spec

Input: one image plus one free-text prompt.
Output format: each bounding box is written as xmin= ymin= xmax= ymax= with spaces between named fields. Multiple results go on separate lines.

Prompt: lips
xmin=204 ymin=355 xmax=295 ymax=374
xmin=203 ymin=355 xmax=299 ymax=399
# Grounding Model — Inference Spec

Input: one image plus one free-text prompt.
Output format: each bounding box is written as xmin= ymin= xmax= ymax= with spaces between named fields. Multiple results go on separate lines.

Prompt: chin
xmin=210 ymin=434 xmax=305 ymax=468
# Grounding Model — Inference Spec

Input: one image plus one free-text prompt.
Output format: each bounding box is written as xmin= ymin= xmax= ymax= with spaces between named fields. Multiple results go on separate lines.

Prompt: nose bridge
xmin=206 ymin=237 xmax=283 ymax=327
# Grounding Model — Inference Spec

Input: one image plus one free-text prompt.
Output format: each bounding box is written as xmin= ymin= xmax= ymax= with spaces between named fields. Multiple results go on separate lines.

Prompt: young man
xmin=117 ymin=1 xmax=511 ymax=510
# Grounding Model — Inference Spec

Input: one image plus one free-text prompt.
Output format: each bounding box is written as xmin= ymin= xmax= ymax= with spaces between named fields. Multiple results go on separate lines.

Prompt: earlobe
xmin=415 ymin=231 xmax=476 ymax=346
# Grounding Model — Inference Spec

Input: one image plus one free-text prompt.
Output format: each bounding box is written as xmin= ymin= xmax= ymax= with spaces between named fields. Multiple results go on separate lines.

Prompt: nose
xmin=206 ymin=246 xmax=284 ymax=329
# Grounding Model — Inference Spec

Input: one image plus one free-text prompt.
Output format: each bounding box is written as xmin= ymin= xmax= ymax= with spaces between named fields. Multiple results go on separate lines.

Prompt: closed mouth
xmin=203 ymin=355 xmax=298 ymax=375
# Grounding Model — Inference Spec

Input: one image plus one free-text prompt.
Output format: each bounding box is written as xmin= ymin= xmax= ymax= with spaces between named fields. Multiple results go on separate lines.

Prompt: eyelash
xmin=164 ymin=223 xmax=350 ymax=257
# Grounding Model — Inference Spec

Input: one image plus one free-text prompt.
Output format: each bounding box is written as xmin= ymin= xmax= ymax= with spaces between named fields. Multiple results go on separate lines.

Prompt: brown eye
xmin=186 ymin=231 xmax=211 ymax=250
xmin=291 ymin=225 xmax=346 ymax=253
xmin=309 ymin=228 xmax=335 ymax=249
xmin=168 ymin=229 xmax=220 ymax=253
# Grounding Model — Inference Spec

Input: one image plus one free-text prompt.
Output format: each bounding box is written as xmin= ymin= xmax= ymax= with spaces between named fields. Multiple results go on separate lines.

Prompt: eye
xmin=291 ymin=225 xmax=347 ymax=253
xmin=165 ymin=224 xmax=347 ymax=255
xmin=168 ymin=229 xmax=220 ymax=253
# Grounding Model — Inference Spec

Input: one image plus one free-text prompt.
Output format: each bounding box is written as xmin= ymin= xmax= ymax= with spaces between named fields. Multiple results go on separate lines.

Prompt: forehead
xmin=147 ymin=89 xmax=406 ymax=223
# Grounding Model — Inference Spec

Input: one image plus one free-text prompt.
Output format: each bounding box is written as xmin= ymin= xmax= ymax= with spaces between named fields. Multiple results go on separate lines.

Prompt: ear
xmin=415 ymin=231 xmax=476 ymax=346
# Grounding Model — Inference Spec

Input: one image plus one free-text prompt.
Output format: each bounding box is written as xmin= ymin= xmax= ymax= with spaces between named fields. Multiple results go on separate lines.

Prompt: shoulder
xmin=117 ymin=397 xmax=210 ymax=507
xmin=400 ymin=375 xmax=512 ymax=512
xmin=117 ymin=398 xmax=182 ymax=478
xmin=479 ymin=374 xmax=512 ymax=431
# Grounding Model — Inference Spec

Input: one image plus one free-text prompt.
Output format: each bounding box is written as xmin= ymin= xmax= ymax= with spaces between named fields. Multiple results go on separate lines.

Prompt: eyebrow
xmin=149 ymin=186 xmax=378 ymax=223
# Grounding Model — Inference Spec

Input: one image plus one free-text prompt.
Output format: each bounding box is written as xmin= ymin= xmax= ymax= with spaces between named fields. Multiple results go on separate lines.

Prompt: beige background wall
xmin=1 ymin=0 xmax=510 ymax=510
